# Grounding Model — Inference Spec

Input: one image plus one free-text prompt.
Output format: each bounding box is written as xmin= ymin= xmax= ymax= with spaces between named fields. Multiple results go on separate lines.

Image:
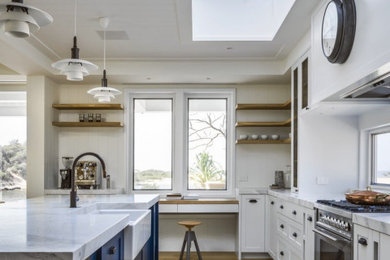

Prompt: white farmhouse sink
xmin=96 ymin=209 xmax=151 ymax=260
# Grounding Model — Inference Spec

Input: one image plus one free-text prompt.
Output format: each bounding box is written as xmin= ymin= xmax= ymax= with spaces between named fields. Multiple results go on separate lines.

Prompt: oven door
xmin=314 ymin=226 xmax=352 ymax=260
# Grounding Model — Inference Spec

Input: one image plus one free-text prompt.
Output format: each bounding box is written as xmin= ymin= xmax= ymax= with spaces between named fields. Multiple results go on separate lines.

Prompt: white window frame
xmin=125 ymin=88 xmax=236 ymax=197
xmin=367 ymin=125 xmax=390 ymax=190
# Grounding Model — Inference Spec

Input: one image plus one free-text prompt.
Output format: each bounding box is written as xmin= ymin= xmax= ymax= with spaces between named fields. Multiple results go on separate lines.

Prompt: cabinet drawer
xmin=289 ymin=224 xmax=303 ymax=249
xmin=285 ymin=202 xmax=304 ymax=224
xmin=277 ymin=217 xmax=288 ymax=238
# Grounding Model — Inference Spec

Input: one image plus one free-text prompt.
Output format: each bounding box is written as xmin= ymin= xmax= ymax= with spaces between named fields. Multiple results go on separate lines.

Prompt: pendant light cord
xmin=74 ymin=0 xmax=77 ymax=36
xmin=103 ymin=29 xmax=106 ymax=70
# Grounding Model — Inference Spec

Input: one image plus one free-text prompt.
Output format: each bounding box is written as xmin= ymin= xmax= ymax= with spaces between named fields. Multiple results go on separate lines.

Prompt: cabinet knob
xmin=358 ymin=237 xmax=368 ymax=246
xmin=109 ymin=246 xmax=117 ymax=255
xmin=307 ymin=216 xmax=313 ymax=222
xmin=280 ymin=205 xmax=284 ymax=209
xmin=280 ymin=251 xmax=284 ymax=256
xmin=249 ymin=199 xmax=257 ymax=203
xmin=293 ymin=232 xmax=297 ymax=238
xmin=271 ymin=201 xmax=274 ymax=205
xmin=292 ymin=210 xmax=297 ymax=215
xmin=280 ymin=224 xmax=284 ymax=229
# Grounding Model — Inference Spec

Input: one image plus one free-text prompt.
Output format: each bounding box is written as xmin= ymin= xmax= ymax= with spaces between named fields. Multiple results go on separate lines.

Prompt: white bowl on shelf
xmin=260 ymin=134 xmax=268 ymax=140
xmin=271 ymin=134 xmax=280 ymax=140
xmin=239 ymin=134 xmax=248 ymax=140
xmin=251 ymin=134 xmax=259 ymax=140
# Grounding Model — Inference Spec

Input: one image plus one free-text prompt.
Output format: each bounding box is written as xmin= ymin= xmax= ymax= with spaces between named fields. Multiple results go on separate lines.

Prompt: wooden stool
xmin=178 ymin=221 xmax=203 ymax=260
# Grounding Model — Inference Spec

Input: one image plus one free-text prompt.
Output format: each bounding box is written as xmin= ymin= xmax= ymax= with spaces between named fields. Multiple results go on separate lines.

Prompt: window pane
xmin=373 ymin=132 xmax=390 ymax=185
xmin=133 ymin=99 xmax=172 ymax=190
xmin=188 ymin=99 xmax=227 ymax=190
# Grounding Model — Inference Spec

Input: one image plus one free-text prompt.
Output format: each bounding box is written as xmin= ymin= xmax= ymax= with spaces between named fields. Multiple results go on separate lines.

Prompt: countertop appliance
xmin=314 ymin=200 xmax=390 ymax=260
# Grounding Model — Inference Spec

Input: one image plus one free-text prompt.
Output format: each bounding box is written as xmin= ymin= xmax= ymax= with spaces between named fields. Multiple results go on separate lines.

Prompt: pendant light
xmin=0 ymin=0 xmax=53 ymax=38
xmin=88 ymin=17 xmax=121 ymax=103
xmin=51 ymin=0 xmax=97 ymax=81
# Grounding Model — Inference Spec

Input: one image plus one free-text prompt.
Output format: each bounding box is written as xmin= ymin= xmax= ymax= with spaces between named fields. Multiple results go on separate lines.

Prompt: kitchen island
xmin=0 ymin=194 xmax=159 ymax=260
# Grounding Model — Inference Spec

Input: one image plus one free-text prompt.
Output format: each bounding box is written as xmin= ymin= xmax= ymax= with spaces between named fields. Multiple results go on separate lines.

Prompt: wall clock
xmin=321 ymin=0 xmax=356 ymax=64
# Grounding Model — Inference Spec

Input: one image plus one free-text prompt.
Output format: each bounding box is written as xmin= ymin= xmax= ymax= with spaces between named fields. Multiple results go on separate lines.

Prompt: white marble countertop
xmin=0 ymin=194 xmax=159 ymax=259
xmin=353 ymin=213 xmax=390 ymax=236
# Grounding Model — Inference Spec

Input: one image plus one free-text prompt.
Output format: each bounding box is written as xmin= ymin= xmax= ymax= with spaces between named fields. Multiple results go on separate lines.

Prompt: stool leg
xmin=179 ymin=231 xmax=187 ymax=260
xmin=192 ymin=232 xmax=203 ymax=260
xmin=186 ymin=230 xmax=192 ymax=260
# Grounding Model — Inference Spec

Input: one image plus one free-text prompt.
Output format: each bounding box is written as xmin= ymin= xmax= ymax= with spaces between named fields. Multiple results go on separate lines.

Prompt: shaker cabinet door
xmin=241 ymin=195 xmax=266 ymax=252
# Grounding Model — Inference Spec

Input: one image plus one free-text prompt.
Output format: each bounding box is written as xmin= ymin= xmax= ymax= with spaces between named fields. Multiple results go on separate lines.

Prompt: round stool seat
xmin=178 ymin=221 xmax=202 ymax=230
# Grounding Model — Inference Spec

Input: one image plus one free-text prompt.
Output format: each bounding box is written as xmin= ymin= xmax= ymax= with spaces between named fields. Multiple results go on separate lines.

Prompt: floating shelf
xmin=236 ymin=100 xmax=291 ymax=110
xmin=52 ymin=122 xmax=123 ymax=127
xmin=236 ymin=119 xmax=291 ymax=127
xmin=52 ymin=104 xmax=123 ymax=110
xmin=236 ymin=138 xmax=291 ymax=144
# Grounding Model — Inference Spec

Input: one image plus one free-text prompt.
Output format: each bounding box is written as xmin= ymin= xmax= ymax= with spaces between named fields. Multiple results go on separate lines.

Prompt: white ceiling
xmin=0 ymin=0 xmax=320 ymax=84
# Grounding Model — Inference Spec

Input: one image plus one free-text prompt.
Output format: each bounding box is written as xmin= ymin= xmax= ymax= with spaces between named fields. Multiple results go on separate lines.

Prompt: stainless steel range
xmin=314 ymin=200 xmax=390 ymax=260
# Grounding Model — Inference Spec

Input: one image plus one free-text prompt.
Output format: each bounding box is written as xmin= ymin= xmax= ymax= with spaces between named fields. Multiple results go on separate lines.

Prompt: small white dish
xmin=239 ymin=134 xmax=248 ymax=140
xmin=260 ymin=134 xmax=268 ymax=140
xmin=251 ymin=134 xmax=259 ymax=140
xmin=271 ymin=134 xmax=280 ymax=140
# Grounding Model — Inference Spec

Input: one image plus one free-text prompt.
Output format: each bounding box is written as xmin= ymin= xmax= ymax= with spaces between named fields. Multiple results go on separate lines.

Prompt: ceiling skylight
xmin=192 ymin=0 xmax=296 ymax=41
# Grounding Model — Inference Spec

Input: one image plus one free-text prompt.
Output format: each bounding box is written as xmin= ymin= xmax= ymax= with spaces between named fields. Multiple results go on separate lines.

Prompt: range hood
xmin=340 ymin=62 xmax=390 ymax=100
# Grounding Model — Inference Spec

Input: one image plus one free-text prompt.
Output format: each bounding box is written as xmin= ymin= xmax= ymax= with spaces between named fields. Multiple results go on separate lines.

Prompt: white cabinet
xmin=268 ymin=195 xmax=315 ymax=260
xmin=379 ymin=232 xmax=390 ymax=259
xmin=353 ymin=224 xmax=379 ymax=260
xmin=240 ymin=195 xmax=266 ymax=253
xmin=267 ymin=196 xmax=278 ymax=258
xmin=303 ymin=209 xmax=315 ymax=260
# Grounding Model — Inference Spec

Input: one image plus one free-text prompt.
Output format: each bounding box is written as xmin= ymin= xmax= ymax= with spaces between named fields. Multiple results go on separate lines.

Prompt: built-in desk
xmin=159 ymin=198 xmax=239 ymax=213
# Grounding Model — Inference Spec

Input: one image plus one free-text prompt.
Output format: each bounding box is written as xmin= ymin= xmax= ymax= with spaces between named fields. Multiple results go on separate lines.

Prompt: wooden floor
xmin=159 ymin=252 xmax=272 ymax=260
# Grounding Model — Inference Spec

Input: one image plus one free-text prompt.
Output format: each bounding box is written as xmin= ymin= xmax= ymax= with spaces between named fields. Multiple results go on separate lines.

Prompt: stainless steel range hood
xmin=339 ymin=62 xmax=390 ymax=101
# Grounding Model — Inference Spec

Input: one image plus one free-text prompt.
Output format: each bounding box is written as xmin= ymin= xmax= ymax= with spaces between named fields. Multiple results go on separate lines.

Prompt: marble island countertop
xmin=353 ymin=212 xmax=390 ymax=236
xmin=0 ymin=194 xmax=159 ymax=260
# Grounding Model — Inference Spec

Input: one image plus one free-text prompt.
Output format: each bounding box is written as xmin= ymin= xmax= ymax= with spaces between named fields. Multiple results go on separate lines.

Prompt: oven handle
xmin=313 ymin=229 xmax=338 ymax=242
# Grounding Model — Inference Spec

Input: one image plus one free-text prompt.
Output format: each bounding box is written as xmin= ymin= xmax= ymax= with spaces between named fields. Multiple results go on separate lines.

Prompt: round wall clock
xmin=321 ymin=0 xmax=356 ymax=64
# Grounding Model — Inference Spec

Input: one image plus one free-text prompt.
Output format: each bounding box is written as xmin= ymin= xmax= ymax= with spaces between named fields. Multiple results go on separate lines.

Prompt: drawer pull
xmin=271 ymin=201 xmax=274 ymax=205
xmin=249 ymin=199 xmax=257 ymax=203
xmin=293 ymin=232 xmax=297 ymax=238
xmin=307 ymin=216 xmax=313 ymax=222
xmin=280 ymin=205 xmax=284 ymax=209
xmin=358 ymin=237 xmax=368 ymax=246
xmin=292 ymin=210 xmax=297 ymax=215
xmin=109 ymin=246 xmax=117 ymax=255
xmin=280 ymin=251 xmax=284 ymax=256
xmin=280 ymin=224 xmax=284 ymax=229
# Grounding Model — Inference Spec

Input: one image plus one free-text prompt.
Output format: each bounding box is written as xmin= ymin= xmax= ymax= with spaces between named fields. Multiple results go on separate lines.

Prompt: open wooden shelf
xmin=236 ymin=138 xmax=291 ymax=144
xmin=236 ymin=118 xmax=291 ymax=127
xmin=52 ymin=122 xmax=123 ymax=127
xmin=236 ymin=100 xmax=291 ymax=110
xmin=52 ymin=104 xmax=123 ymax=110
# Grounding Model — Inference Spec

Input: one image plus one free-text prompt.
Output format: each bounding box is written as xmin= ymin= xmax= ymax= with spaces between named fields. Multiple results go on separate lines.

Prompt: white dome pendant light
xmin=0 ymin=0 xmax=53 ymax=38
xmin=88 ymin=17 xmax=121 ymax=103
xmin=51 ymin=0 xmax=97 ymax=81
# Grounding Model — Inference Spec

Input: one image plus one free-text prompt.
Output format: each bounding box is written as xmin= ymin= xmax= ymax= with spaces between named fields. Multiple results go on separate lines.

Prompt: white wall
xmin=27 ymin=76 xmax=58 ymax=198
xmin=298 ymin=112 xmax=359 ymax=195
xmin=310 ymin=0 xmax=390 ymax=104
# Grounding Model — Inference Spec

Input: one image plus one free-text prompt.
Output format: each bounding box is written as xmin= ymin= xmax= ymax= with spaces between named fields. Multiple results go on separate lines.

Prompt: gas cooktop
xmin=316 ymin=200 xmax=390 ymax=213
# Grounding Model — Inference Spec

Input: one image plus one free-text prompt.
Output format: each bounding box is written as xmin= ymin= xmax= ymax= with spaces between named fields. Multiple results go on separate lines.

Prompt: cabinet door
xmin=100 ymin=231 xmax=124 ymax=260
xmin=277 ymin=237 xmax=289 ymax=260
xmin=304 ymin=210 xmax=315 ymax=260
xmin=379 ymin=232 xmax=390 ymax=260
xmin=268 ymin=196 xmax=278 ymax=257
xmin=354 ymin=224 xmax=378 ymax=260
xmin=241 ymin=195 xmax=265 ymax=252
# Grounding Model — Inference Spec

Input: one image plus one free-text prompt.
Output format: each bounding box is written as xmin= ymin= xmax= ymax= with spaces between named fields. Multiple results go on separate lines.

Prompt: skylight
xmin=192 ymin=0 xmax=296 ymax=41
